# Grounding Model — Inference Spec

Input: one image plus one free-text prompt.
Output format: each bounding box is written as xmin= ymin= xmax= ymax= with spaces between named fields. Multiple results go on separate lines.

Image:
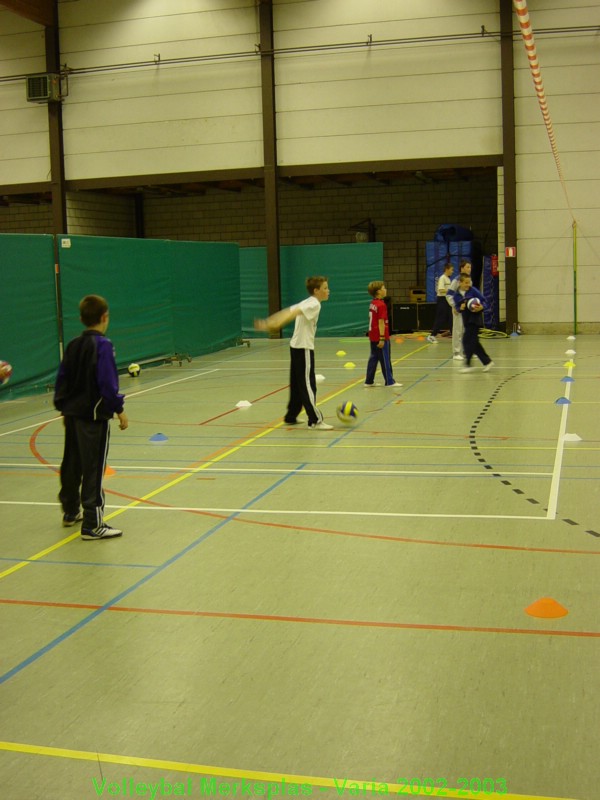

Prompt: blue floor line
xmin=0 ymin=463 xmax=307 ymax=686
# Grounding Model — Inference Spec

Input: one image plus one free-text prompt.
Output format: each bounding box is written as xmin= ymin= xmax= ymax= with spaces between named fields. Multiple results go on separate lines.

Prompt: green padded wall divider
xmin=241 ymin=242 xmax=384 ymax=337
xmin=169 ymin=240 xmax=241 ymax=355
xmin=58 ymin=235 xmax=174 ymax=366
xmin=281 ymin=243 xmax=383 ymax=336
xmin=58 ymin=236 xmax=242 ymax=368
xmin=0 ymin=233 xmax=59 ymax=399
xmin=240 ymin=247 xmax=268 ymax=336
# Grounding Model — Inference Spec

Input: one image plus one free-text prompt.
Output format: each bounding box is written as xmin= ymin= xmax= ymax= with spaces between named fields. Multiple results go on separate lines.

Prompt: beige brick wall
xmin=0 ymin=192 xmax=135 ymax=237
xmin=145 ymin=173 xmax=498 ymax=303
xmin=1 ymin=174 xmax=498 ymax=304
xmin=0 ymin=203 xmax=53 ymax=234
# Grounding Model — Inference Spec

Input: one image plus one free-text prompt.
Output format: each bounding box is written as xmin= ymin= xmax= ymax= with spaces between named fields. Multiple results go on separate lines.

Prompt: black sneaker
xmin=63 ymin=511 xmax=83 ymax=527
xmin=81 ymin=525 xmax=123 ymax=540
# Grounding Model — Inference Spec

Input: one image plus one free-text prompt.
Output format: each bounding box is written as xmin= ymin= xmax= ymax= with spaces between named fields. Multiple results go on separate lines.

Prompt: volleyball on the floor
xmin=0 ymin=361 xmax=13 ymax=385
xmin=127 ymin=362 xmax=141 ymax=377
xmin=336 ymin=400 xmax=358 ymax=424
xmin=467 ymin=297 xmax=483 ymax=311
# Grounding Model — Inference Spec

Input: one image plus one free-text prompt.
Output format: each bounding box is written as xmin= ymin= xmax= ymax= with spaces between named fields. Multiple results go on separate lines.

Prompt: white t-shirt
xmin=290 ymin=295 xmax=321 ymax=349
xmin=436 ymin=274 xmax=452 ymax=297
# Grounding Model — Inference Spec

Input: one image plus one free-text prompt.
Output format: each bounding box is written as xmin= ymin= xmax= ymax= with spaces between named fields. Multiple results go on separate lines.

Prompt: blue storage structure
xmin=425 ymin=240 xmax=483 ymax=301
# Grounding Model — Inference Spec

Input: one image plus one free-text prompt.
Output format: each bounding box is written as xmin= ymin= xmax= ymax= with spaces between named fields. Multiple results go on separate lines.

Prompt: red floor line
xmin=199 ymin=384 xmax=289 ymax=425
xmin=28 ymin=425 xmax=600 ymax=559
xmin=1 ymin=596 xmax=598 ymax=638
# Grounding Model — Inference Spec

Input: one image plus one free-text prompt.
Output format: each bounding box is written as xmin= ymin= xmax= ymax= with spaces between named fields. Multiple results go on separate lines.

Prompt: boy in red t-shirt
xmin=364 ymin=281 xmax=402 ymax=388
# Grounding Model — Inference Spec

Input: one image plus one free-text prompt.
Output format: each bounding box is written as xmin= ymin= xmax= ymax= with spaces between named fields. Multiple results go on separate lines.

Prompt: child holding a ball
xmin=54 ymin=294 xmax=129 ymax=539
xmin=453 ymin=274 xmax=494 ymax=373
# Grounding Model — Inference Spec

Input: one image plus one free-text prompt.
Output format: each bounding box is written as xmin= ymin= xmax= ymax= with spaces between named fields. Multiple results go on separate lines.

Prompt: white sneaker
xmin=482 ymin=361 xmax=495 ymax=372
xmin=309 ymin=421 xmax=334 ymax=431
xmin=460 ymin=366 xmax=475 ymax=373
xmin=363 ymin=382 xmax=376 ymax=387
xmin=453 ymin=354 xmax=464 ymax=361
xmin=426 ymin=335 xmax=438 ymax=343
xmin=81 ymin=524 xmax=123 ymax=540
xmin=385 ymin=382 xmax=403 ymax=387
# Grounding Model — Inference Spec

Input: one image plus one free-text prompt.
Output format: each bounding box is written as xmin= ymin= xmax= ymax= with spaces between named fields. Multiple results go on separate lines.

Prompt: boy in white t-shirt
xmin=254 ymin=276 xmax=333 ymax=430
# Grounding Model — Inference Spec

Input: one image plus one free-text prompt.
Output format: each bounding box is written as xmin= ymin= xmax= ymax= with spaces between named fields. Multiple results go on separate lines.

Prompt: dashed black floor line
xmin=466 ymin=362 xmax=600 ymax=537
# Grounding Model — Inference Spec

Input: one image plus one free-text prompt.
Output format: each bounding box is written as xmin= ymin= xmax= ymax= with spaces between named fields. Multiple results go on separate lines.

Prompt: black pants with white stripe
xmin=59 ymin=416 xmax=110 ymax=531
xmin=285 ymin=347 xmax=323 ymax=426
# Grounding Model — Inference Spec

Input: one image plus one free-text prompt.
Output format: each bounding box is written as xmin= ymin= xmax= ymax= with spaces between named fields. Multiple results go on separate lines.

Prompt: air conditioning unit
xmin=26 ymin=73 xmax=61 ymax=103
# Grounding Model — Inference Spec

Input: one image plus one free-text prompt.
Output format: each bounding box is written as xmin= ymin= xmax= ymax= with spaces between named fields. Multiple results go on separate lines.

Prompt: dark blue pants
xmin=59 ymin=416 xmax=110 ymax=530
xmin=463 ymin=324 xmax=491 ymax=366
xmin=365 ymin=340 xmax=395 ymax=385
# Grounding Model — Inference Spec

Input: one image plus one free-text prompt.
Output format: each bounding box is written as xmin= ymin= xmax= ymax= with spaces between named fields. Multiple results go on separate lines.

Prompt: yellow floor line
xmin=0 ymin=740 xmax=577 ymax=800
xmin=1 ymin=348 xmax=428 ymax=583
xmin=0 ymin=423 xmax=281 ymax=583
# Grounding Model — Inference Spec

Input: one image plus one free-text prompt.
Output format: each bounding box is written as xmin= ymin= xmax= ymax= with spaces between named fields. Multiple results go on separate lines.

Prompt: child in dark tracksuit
xmin=453 ymin=275 xmax=494 ymax=373
xmin=54 ymin=295 xmax=129 ymax=539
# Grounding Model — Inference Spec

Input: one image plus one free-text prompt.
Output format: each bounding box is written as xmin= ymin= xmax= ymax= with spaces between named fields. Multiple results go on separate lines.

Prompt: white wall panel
xmin=512 ymin=0 xmax=600 ymax=326
xmin=274 ymin=0 xmax=498 ymax=48
xmin=65 ymin=140 xmax=262 ymax=178
xmin=0 ymin=156 xmax=50 ymax=184
xmin=64 ymin=116 xmax=261 ymax=155
xmin=277 ymin=126 xmax=502 ymax=166
xmin=63 ymin=80 xmax=261 ymax=129
xmin=278 ymin=98 xmax=500 ymax=140
xmin=57 ymin=0 xmax=261 ymax=179
xmin=0 ymin=11 xmax=49 ymax=184
xmin=59 ymin=1 xmax=258 ymax=68
xmin=517 ymin=152 xmax=600 ymax=183
xmin=274 ymin=1 xmax=502 ymax=166
xmin=518 ymin=265 xmax=577 ymax=295
xmin=0 ymin=10 xmax=45 ymax=77
xmin=518 ymin=180 xmax=600 ymax=211
xmin=277 ymin=67 xmax=500 ymax=111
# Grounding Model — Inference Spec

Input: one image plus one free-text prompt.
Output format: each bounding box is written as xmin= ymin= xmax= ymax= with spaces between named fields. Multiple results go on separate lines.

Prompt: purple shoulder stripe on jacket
xmin=96 ymin=337 xmax=125 ymax=415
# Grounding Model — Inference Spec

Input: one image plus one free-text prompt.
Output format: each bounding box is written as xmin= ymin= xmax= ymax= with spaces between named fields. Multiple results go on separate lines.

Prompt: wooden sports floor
xmin=0 ymin=334 xmax=598 ymax=800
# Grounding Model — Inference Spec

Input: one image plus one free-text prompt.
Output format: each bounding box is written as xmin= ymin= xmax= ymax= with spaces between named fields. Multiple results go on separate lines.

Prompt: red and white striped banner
xmin=513 ymin=0 xmax=574 ymax=221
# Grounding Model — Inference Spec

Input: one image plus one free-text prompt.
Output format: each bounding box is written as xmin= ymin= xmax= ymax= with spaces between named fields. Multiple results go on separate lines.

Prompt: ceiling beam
xmin=0 ymin=0 xmax=55 ymax=27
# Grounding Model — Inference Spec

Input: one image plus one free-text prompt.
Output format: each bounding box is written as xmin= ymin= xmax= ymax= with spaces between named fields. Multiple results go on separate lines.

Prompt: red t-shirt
xmin=368 ymin=298 xmax=389 ymax=342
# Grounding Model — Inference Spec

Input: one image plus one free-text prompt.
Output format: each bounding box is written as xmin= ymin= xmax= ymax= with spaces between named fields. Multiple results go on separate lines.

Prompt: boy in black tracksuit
xmin=453 ymin=275 xmax=494 ymax=373
xmin=54 ymin=295 xmax=129 ymax=539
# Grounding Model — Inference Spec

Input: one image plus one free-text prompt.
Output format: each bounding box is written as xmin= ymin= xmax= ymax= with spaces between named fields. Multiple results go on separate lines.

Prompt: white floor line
xmin=0 ymin=417 xmax=62 ymax=438
xmin=0 ymin=500 xmax=546 ymax=521
xmin=546 ymin=364 xmax=574 ymax=520
xmin=0 ymin=369 xmax=219 ymax=438
xmin=124 ymin=368 xmax=219 ymax=399
xmin=0 ymin=462 xmax=553 ymax=478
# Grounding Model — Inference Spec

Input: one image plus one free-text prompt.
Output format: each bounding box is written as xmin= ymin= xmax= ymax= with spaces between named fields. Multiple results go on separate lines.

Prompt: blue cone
xmin=561 ymin=376 xmax=574 ymax=383
xmin=150 ymin=433 xmax=169 ymax=441
xmin=555 ymin=397 xmax=571 ymax=405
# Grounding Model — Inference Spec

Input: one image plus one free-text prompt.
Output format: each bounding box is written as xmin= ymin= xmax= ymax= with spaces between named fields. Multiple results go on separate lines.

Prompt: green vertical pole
xmin=572 ymin=220 xmax=577 ymax=336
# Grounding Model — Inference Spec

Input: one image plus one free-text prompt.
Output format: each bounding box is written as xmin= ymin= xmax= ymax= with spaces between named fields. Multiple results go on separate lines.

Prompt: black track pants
xmin=59 ymin=416 xmax=110 ymax=530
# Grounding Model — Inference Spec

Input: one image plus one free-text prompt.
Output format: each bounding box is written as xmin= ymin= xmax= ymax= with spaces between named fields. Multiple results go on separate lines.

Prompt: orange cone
xmin=525 ymin=597 xmax=568 ymax=618
xmin=395 ymin=338 xmax=404 ymax=344
xmin=104 ymin=465 xmax=116 ymax=477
